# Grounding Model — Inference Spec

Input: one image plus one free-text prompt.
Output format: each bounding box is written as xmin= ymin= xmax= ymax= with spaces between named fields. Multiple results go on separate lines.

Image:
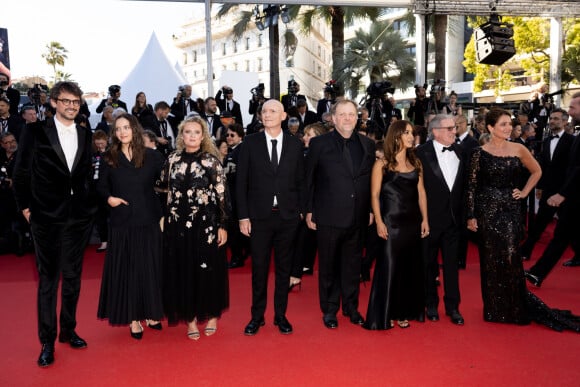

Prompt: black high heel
xmin=146 ymin=320 xmax=162 ymax=330
xmin=130 ymin=322 xmax=143 ymax=340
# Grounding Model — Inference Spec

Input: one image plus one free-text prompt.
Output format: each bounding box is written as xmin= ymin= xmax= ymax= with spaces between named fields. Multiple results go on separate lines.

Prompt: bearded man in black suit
xmin=416 ymin=114 xmax=466 ymax=325
xmin=236 ymin=99 xmax=306 ymax=336
xmin=13 ymin=81 xmax=97 ymax=367
xmin=306 ymin=99 xmax=376 ymax=329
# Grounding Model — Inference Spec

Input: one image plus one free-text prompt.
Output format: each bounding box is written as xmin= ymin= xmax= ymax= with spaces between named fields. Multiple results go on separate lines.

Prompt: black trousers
xmin=317 ymin=225 xmax=363 ymax=317
xmin=424 ymin=225 xmax=461 ymax=313
xmin=291 ymin=219 xmax=317 ymax=278
xmin=530 ymin=203 xmax=580 ymax=279
xmin=249 ymin=212 xmax=299 ymax=320
xmin=31 ymin=216 xmax=94 ymax=344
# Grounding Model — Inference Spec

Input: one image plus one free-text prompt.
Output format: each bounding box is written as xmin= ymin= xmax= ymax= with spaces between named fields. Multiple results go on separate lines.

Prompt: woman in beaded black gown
xmin=364 ymin=120 xmax=429 ymax=330
xmin=467 ymin=108 xmax=580 ymax=332
xmin=161 ymin=116 xmax=229 ymax=340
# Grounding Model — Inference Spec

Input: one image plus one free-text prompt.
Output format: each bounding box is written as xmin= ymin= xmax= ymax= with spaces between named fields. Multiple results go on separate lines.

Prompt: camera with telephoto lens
xmin=28 ymin=84 xmax=46 ymax=106
xmin=108 ymin=84 xmax=121 ymax=96
xmin=287 ymin=80 xmax=299 ymax=96
xmin=251 ymin=83 xmax=265 ymax=99
xmin=222 ymin=87 xmax=233 ymax=95
xmin=366 ymin=80 xmax=395 ymax=99
xmin=324 ymin=80 xmax=340 ymax=96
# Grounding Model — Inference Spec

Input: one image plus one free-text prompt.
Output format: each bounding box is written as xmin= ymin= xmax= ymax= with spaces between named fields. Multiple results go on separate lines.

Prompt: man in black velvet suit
xmin=13 ymin=82 xmax=97 ymax=367
xmin=526 ymin=93 xmax=580 ymax=286
xmin=236 ymin=99 xmax=306 ymax=336
xmin=520 ymin=108 xmax=576 ymax=262
xmin=416 ymin=114 xmax=465 ymax=325
xmin=306 ymin=99 xmax=376 ymax=329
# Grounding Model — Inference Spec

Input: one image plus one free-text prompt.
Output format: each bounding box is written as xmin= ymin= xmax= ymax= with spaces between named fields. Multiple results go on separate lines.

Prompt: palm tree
xmin=294 ymin=6 xmax=381 ymax=90
xmin=341 ymin=21 xmax=415 ymax=100
xmin=217 ymin=5 xmax=298 ymax=100
xmin=42 ymin=41 xmax=68 ymax=84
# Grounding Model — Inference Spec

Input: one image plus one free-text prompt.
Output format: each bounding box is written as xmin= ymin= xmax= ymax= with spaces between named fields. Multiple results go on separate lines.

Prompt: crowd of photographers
xmin=0 ymin=69 xmax=572 ymax=263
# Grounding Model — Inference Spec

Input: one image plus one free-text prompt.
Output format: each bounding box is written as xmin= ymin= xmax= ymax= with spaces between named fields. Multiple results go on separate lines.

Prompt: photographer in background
xmin=170 ymin=84 xmax=199 ymax=127
xmin=0 ymin=72 xmax=19 ymax=116
xmin=0 ymin=95 xmax=22 ymax=140
xmin=0 ymin=132 xmax=29 ymax=255
xmin=249 ymin=82 xmax=266 ymax=124
xmin=316 ymin=80 xmax=338 ymax=122
xmin=216 ymin=85 xmax=243 ymax=127
xmin=407 ymin=84 xmax=430 ymax=127
xmin=96 ymin=85 xmax=127 ymax=122
xmin=363 ymin=80 xmax=395 ymax=136
xmin=281 ymin=78 xmax=306 ymax=112
xmin=141 ymin=101 xmax=174 ymax=157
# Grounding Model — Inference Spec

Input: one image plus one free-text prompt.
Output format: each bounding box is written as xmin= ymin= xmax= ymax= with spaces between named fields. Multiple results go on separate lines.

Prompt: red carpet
xmin=1 ymin=226 xmax=579 ymax=386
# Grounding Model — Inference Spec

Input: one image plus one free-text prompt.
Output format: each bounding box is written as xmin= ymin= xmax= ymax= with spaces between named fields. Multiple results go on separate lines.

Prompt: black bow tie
xmin=442 ymin=146 xmax=454 ymax=153
xmin=549 ymin=134 xmax=560 ymax=140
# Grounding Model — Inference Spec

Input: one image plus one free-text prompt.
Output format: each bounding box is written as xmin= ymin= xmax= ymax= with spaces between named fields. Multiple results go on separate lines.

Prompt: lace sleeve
xmin=206 ymin=154 xmax=229 ymax=229
xmin=466 ymin=148 xmax=481 ymax=219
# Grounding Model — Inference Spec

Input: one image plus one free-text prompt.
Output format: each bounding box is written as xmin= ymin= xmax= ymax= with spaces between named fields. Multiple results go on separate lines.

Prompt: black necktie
xmin=160 ymin=121 xmax=167 ymax=137
xmin=271 ymin=139 xmax=278 ymax=170
xmin=343 ymin=139 xmax=354 ymax=174
xmin=442 ymin=146 xmax=454 ymax=153
xmin=0 ymin=118 xmax=7 ymax=132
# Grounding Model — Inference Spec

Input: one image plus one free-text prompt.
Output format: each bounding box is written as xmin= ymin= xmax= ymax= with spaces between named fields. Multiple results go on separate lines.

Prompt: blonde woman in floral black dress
xmin=161 ymin=116 xmax=229 ymax=340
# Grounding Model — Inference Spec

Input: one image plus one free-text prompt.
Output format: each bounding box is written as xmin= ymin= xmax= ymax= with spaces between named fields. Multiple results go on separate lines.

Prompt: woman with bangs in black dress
xmin=363 ymin=120 xmax=429 ymax=330
xmin=97 ymin=113 xmax=165 ymax=339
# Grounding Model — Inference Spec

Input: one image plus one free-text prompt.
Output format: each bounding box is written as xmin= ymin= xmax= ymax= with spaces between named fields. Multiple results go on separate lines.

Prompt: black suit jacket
xmin=13 ymin=118 xmax=97 ymax=223
xmin=215 ymin=90 xmax=243 ymax=127
xmin=236 ymin=131 xmax=306 ymax=221
xmin=306 ymin=131 xmax=375 ymax=228
xmin=316 ymin=98 xmax=334 ymax=122
xmin=416 ymin=141 xmax=467 ymax=231
xmin=456 ymin=134 xmax=479 ymax=152
xmin=96 ymin=98 xmax=128 ymax=114
xmin=201 ymin=113 xmax=222 ymax=138
xmin=298 ymin=110 xmax=319 ymax=132
xmin=538 ymin=132 xmax=574 ymax=198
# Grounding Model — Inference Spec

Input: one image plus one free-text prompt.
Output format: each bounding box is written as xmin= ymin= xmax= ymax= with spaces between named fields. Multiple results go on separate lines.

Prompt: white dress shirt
xmin=265 ymin=131 xmax=283 ymax=206
xmin=54 ymin=117 xmax=78 ymax=172
xmin=433 ymin=140 xmax=459 ymax=191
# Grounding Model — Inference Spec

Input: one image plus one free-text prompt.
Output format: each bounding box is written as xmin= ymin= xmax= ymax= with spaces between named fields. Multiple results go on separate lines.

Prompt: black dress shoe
xmin=426 ymin=306 xmax=439 ymax=322
xmin=563 ymin=258 xmax=580 ymax=267
xmin=524 ymin=270 xmax=543 ymax=287
xmin=273 ymin=316 xmax=293 ymax=335
xmin=58 ymin=331 xmax=87 ymax=349
xmin=417 ymin=312 xmax=425 ymax=323
xmin=446 ymin=310 xmax=465 ymax=325
xmin=347 ymin=312 xmax=365 ymax=325
xmin=323 ymin=315 xmax=338 ymax=329
xmin=244 ymin=318 xmax=265 ymax=336
xmin=228 ymin=258 xmax=244 ymax=269
xmin=37 ymin=343 xmax=55 ymax=367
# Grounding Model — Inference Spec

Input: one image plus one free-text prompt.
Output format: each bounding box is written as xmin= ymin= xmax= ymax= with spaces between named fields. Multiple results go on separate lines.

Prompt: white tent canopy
xmin=120 ymin=32 xmax=192 ymax=111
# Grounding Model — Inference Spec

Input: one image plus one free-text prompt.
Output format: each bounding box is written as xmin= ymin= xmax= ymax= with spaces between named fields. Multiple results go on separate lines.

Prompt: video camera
xmin=251 ymin=83 xmax=265 ymax=99
xmin=429 ymin=79 xmax=446 ymax=97
xmin=324 ymin=80 xmax=340 ymax=96
xmin=366 ymin=80 xmax=395 ymax=99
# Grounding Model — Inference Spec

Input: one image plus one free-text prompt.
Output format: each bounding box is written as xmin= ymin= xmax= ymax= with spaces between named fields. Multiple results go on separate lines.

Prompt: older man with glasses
xmin=416 ymin=114 xmax=467 ymax=325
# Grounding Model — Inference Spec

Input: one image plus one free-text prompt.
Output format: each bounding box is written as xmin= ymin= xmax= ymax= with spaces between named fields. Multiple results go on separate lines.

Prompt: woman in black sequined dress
xmin=467 ymin=108 xmax=580 ymax=332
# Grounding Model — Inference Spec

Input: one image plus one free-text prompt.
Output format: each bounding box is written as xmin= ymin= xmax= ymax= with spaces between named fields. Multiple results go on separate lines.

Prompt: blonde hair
xmin=175 ymin=116 xmax=219 ymax=158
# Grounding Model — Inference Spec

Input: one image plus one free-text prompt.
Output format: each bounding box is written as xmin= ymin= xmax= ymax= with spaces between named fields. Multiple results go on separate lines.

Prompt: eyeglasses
xmin=56 ymin=98 xmax=81 ymax=107
xmin=435 ymin=126 xmax=457 ymax=131
xmin=227 ymin=133 xmax=237 ymax=137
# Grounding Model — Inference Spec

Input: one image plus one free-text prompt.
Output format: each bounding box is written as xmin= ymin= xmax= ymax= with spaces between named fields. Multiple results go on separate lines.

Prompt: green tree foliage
xmin=464 ymin=17 xmax=580 ymax=90
xmin=341 ymin=20 xmax=414 ymax=99
xmin=41 ymin=41 xmax=68 ymax=85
